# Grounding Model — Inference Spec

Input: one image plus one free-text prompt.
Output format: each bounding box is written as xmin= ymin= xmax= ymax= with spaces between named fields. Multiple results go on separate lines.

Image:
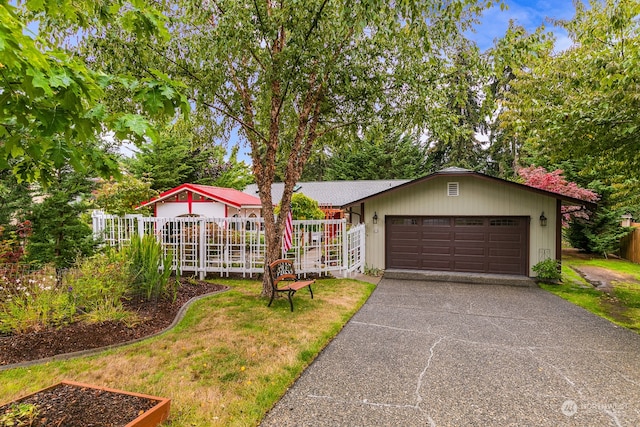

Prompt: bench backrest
xmin=269 ymin=259 xmax=296 ymax=289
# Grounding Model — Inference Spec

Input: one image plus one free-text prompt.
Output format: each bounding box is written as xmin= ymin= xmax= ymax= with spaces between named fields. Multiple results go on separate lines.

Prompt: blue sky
xmin=471 ymin=0 xmax=582 ymax=52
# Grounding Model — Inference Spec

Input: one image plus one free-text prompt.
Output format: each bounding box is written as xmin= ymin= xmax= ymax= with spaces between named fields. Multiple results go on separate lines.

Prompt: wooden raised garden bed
xmin=0 ymin=380 xmax=170 ymax=427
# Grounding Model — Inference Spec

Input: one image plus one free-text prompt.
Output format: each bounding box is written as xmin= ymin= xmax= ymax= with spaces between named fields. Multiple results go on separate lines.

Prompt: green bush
xmin=64 ymin=251 xmax=130 ymax=322
xmin=532 ymin=258 xmax=562 ymax=282
xmin=125 ymin=235 xmax=178 ymax=302
xmin=0 ymin=266 xmax=75 ymax=334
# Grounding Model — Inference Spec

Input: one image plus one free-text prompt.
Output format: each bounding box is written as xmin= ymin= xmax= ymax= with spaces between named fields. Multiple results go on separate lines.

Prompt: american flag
xmin=282 ymin=207 xmax=293 ymax=252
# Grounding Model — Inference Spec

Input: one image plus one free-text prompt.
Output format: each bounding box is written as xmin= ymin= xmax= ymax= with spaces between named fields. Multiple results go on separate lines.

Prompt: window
xmin=390 ymin=218 xmax=418 ymax=225
xmin=490 ymin=219 xmax=520 ymax=227
xmin=455 ymin=218 xmax=484 ymax=226
xmin=423 ymin=218 xmax=450 ymax=226
xmin=447 ymin=182 xmax=459 ymax=196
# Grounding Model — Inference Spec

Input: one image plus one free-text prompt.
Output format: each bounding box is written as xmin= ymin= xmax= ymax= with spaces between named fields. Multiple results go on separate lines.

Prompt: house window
xmin=447 ymin=182 xmax=459 ymax=196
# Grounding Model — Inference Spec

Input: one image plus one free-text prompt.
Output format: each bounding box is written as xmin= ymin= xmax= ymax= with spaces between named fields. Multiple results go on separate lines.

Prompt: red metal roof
xmin=137 ymin=183 xmax=262 ymax=209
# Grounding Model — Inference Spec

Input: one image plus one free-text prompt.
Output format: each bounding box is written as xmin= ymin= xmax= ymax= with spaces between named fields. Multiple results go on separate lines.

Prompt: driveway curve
xmin=261 ymin=279 xmax=640 ymax=426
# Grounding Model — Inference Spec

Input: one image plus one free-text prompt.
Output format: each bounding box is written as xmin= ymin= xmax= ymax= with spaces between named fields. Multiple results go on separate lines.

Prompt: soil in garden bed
xmin=0 ymin=280 xmax=227 ymax=366
xmin=0 ymin=383 xmax=161 ymax=427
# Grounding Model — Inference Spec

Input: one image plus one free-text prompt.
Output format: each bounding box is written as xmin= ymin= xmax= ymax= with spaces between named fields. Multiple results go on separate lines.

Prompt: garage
xmin=343 ymin=167 xmax=597 ymax=278
xmin=385 ymin=216 xmax=530 ymax=275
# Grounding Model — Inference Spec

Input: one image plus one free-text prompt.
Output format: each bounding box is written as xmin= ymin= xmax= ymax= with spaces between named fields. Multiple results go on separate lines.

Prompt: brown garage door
xmin=386 ymin=216 xmax=529 ymax=275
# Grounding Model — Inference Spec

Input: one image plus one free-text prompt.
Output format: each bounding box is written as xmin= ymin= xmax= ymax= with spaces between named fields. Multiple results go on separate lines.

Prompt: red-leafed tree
xmin=518 ymin=166 xmax=599 ymax=225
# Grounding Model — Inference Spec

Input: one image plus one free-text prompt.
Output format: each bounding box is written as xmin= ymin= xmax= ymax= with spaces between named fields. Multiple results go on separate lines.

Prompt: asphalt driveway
xmin=261 ymin=278 xmax=640 ymax=426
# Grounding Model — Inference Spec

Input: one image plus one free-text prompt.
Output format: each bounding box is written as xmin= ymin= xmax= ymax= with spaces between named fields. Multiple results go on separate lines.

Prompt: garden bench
xmin=268 ymin=259 xmax=314 ymax=312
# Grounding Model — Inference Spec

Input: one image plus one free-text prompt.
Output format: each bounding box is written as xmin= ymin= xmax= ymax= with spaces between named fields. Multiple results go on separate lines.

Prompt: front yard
xmin=0 ymin=278 xmax=375 ymax=426
xmin=540 ymin=252 xmax=640 ymax=332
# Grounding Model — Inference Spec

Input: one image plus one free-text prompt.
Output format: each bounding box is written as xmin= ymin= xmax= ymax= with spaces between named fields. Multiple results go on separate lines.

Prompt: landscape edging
xmin=0 ymin=287 xmax=230 ymax=372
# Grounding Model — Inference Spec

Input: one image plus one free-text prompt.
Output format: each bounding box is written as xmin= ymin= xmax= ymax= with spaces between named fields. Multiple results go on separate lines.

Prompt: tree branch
xmin=277 ymin=0 xmax=330 ymax=117
xmin=201 ymin=100 xmax=267 ymax=144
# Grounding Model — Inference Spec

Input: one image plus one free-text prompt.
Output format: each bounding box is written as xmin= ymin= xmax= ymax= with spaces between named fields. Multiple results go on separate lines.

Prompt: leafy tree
xmin=93 ymin=175 xmax=157 ymax=216
xmin=518 ymin=165 xmax=629 ymax=256
xmin=25 ymin=169 xmax=96 ymax=270
xmin=484 ymin=22 xmax=555 ymax=179
xmin=84 ymin=0 xmax=494 ymax=295
xmin=276 ymin=193 xmax=325 ymax=221
xmin=0 ymin=1 xmax=188 ymax=185
xmin=501 ymin=0 xmax=640 ymax=179
xmin=565 ymin=181 xmax=632 ymax=257
xmin=517 ymin=165 xmax=599 ymax=224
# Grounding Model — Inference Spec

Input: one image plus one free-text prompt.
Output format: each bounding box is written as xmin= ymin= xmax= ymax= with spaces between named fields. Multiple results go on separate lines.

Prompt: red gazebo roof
xmin=137 ymin=183 xmax=263 ymax=209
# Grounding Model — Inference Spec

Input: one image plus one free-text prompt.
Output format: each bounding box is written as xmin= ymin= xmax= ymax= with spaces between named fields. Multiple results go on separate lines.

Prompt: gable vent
xmin=447 ymin=182 xmax=459 ymax=197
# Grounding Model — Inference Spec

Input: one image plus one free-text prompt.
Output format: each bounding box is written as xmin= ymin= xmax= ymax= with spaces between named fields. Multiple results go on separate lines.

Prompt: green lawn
xmin=540 ymin=254 xmax=640 ymax=332
xmin=0 ymin=278 xmax=375 ymax=426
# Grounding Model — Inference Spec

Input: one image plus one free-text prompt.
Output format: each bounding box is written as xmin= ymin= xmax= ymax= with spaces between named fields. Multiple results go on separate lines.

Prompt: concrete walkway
xmin=261 ymin=278 xmax=640 ymax=426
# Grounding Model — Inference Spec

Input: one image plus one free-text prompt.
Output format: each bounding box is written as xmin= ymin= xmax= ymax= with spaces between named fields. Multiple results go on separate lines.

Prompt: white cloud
xmin=468 ymin=0 xmax=580 ymax=52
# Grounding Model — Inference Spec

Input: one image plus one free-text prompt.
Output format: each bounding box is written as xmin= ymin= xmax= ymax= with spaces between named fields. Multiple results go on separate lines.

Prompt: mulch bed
xmin=0 ymin=382 xmax=162 ymax=427
xmin=0 ymin=280 xmax=227 ymax=367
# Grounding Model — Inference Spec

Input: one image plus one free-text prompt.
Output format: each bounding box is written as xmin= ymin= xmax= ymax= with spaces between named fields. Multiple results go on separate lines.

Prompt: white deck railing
xmin=92 ymin=212 xmax=365 ymax=279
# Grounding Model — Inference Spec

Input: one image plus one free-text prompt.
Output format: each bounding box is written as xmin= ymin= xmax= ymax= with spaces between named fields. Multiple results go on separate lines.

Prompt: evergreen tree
xmin=427 ymin=40 xmax=490 ymax=171
xmin=25 ymin=169 xmax=96 ymax=270
xmin=565 ymin=181 xmax=632 ymax=257
xmin=323 ymin=129 xmax=429 ymax=181
xmin=127 ymin=120 xmax=253 ymax=191
xmin=0 ymin=171 xmax=32 ymax=229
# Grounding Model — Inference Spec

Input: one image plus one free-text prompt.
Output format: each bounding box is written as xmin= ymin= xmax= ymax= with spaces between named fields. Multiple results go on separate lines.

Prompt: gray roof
xmin=243 ymin=180 xmax=409 ymax=207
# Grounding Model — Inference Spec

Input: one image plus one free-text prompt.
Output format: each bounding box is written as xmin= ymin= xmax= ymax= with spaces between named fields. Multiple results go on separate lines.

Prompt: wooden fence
xmin=91 ymin=211 xmax=366 ymax=279
xmin=620 ymin=223 xmax=640 ymax=263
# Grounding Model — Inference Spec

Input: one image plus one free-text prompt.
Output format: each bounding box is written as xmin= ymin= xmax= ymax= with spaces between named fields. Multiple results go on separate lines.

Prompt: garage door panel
xmin=390 ymin=259 xmax=421 ymax=268
xmin=489 ymin=233 xmax=523 ymax=243
xmin=422 ymin=246 xmax=453 ymax=255
xmin=393 ymin=232 xmax=420 ymax=242
xmin=488 ymin=261 xmax=523 ymax=274
xmin=391 ymin=241 xmax=420 ymax=248
xmin=454 ymin=261 xmax=487 ymax=272
xmin=387 ymin=216 xmax=529 ymax=276
xmin=422 ymin=231 xmax=453 ymax=241
xmin=489 ymin=248 xmax=523 ymax=257
xmin=453 ymin=232 xmax=486 ymax=242
xmin=455 ymin=247 xmax=487 ymax=256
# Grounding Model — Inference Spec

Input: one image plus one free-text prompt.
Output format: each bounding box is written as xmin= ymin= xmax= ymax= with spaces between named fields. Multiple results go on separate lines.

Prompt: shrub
xmin=0 ymin=265 xmax=75 ymax=334
xmin=532 ymin=258 xmax=562 ymax=282
xmin=63 ymin=251 xmax=131 ymax=322
xmin=125 ymin=235 xmax=178 ymax=302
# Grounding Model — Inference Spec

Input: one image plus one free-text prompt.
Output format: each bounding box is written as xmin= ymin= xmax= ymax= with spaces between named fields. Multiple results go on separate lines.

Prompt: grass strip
xmin=540 ymin=256 xmax=640 ymax=332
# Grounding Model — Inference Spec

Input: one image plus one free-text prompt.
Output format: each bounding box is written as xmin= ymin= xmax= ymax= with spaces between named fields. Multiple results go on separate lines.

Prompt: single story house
xmin=138 ymin=183 xmax=262 ymax=218
xmin=343 ymin=167 xmax=597 ymax=277
xmin=243 ymin=180 xmax=408 ymax=220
